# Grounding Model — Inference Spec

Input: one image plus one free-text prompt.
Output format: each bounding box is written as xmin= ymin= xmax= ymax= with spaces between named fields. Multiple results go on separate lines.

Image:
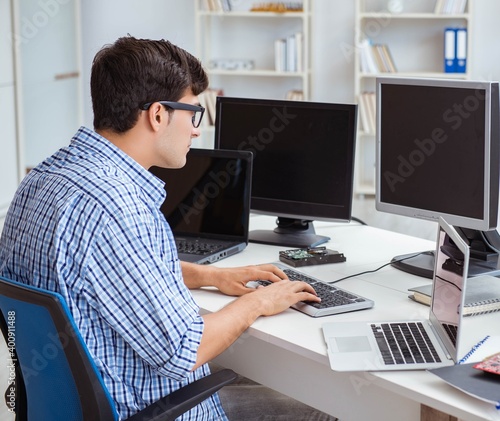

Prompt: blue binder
xmin=455 ymin=28 xmax=467 ymax=73
xmin=444 ymin=27 xmax=456 ymax=73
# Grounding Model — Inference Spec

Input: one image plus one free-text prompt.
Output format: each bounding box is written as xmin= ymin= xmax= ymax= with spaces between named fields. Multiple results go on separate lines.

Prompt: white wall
xmin=80 ymin=0 xmax=500 ymax=127
xmin=80 ymin=0 xmax=197 ymax=126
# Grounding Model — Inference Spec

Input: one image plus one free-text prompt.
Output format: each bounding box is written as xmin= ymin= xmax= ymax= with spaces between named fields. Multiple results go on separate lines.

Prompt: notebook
xmin=150 ymin=148 xmax=253 ymax=264
xmin=322 ymin=217 xmax=470 ymax=371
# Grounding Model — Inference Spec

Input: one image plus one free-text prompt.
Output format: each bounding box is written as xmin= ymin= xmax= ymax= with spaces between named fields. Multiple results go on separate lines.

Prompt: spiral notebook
xmin=322 ymin=217 xmax=470 ymax=371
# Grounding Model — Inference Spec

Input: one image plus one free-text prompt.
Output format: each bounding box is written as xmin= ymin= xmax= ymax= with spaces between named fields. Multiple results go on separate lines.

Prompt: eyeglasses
xmin=141 ymin=101 xmax=205 ymax=128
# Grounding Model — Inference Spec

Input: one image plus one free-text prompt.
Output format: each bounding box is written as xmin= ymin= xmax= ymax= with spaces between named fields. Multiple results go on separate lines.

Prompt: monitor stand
xmin=391 ymin=227 xmax=500 ymax=279
xmin=249 ymin=217 xmax=330 ymax=248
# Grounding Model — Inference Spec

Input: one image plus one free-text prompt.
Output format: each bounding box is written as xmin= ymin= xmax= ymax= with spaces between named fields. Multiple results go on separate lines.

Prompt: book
xmin=408 ymin=274 xmax=500 ymax=316
xmin=274 ymin=33 xmax=303 ymax=73
xmin=429 ymin=336 xmax=500 ymax=408
xmin=198 ymin=88 xmax=223 ymax=126
xmin=444 ymin=27 xmax=456 ymax=72
xmin=429 ymin=360 xmax=500 ymax=408
xmin=274 ymin=38 xmax=287 ymax=71
xmin=380 ymin=44 xmax=397 ymax=72
xmin=358 ymin=39 xmax=397 ymax=74
xmin=359 ymin=38 xmax=378 ymax=74
xmin=358 ymin=92 xmax=376 ymax=134
xmin=358 ymin=93 xmax=372 ymax=134
xmin=455 ymin=27 xmax=467 ymax=73
xmin=286 ymin=33 xmax=297 ymax=72
xmin=285 ymin=90 xmax=304 ymax=101
xmin=435 ymin=0 xmax=467 ymax=14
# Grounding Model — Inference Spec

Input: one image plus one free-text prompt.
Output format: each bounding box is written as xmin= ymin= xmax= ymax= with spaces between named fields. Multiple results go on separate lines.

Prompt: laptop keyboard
xmin=256 ymin=267 xmax=374 ymax=317
xmin=176 ymin=240 xmax=224 ymax=255
xmin=442 ymin=323 xmax=458 ymax=346
xmin=371 ymin=322 xmax=442 ymax=365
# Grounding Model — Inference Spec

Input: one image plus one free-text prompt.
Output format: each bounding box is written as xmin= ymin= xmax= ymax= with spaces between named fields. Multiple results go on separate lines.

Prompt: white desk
xmin=192 ymin=215 xmax=500 ymax=421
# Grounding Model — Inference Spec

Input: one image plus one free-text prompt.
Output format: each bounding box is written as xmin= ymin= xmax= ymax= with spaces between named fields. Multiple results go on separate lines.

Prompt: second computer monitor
xmin=214 ymin=96 xmax=357 ymax=248
xmin=376 ymin=77 xmax=500 ymax=278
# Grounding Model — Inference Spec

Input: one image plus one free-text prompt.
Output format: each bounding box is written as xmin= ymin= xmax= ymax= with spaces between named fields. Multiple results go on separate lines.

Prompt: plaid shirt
xmin=0 ymin=127 xmax=227 ymax=420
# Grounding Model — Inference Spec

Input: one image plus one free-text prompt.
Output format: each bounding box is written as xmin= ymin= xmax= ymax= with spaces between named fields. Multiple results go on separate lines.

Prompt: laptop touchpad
xmin=332 ymin=336 xmax=372 ymax=352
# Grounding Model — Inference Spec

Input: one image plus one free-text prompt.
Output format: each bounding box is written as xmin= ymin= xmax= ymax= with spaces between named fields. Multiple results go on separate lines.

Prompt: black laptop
xmin=150 ymin=148 xmax=253 ymax=264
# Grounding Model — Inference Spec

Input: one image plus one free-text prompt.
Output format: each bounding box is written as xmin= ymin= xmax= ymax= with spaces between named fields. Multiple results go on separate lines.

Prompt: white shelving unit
xmin=354 ymin=0 xmax=472 ymax=195
xmin=194 ymin=0 xmax=312 ymax=148
xmin=0 ymin=0 xmax=83 ymax=220
xmin=15 ymin=0 xmax=83 ymax=171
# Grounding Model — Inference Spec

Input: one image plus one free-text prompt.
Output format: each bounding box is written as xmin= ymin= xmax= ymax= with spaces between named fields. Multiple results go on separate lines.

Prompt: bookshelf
xmin=194 ymin=0 xmax=312 ymax=148
xmin=354 ymin=0 xmax=473 ymax=195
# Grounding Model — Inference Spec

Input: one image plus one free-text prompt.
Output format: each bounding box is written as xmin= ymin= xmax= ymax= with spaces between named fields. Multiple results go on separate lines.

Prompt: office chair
xmin=0 ymin=276 xmax=237 ymax=420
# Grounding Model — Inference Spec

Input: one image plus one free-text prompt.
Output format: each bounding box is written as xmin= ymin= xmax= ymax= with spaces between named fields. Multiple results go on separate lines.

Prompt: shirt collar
xmin=71 ymin=126 xmax=166 ymax=207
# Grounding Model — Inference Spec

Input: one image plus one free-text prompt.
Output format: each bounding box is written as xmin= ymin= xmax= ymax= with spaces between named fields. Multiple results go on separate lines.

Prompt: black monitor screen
xmin=215 ymin=96 xmax=357 ymax=247
xmin=379 ymin=83 xmax=485 ymax=221
xmin=150 ymin=148 xmax=252 ymax=241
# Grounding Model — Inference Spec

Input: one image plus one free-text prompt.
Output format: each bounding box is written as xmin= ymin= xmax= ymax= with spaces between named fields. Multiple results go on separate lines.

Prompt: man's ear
xmin=146 ymin=103 xmax=168 ymax=131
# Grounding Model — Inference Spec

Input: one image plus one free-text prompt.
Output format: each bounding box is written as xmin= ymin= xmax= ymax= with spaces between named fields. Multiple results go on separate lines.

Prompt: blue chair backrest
xmin=0 ymin=276 xmax=118 ymax=420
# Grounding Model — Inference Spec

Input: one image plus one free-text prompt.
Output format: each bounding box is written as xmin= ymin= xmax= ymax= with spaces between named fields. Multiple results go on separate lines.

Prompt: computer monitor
xmin=376 ymin=77 xmax=500 ymax=279
xmin=214 ymin=96 xmax=357 ymax=248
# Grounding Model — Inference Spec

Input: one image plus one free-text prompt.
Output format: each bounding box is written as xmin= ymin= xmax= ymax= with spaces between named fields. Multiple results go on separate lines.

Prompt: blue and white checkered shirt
xmin=0 ymin=126 xmax=228 ymax=420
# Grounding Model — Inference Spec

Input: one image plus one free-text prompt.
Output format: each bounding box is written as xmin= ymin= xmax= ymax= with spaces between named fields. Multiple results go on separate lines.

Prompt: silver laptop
xmin=150 ymin=148 xmax=253 ymax=265
xmin=322 ymin=217 xmax=469 ymax=371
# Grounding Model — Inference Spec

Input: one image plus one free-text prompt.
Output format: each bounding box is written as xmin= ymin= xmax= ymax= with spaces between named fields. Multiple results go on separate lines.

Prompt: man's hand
xmin=244 ymin=278 xmax=320 ymax=316
xmin=210 ymin=264 xmax=289 ymax=296
xmin=181 ymin=261 xmax=289 ymax=295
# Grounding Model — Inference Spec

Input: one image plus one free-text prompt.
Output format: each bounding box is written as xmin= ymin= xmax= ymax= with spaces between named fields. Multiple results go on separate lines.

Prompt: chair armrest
xmin=126 ymin=368 xmax=237 ymax=421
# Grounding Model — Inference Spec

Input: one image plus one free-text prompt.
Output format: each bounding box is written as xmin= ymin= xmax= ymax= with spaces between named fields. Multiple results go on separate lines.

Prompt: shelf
xmin=198 ymin=11 xmax=309 ymax=18
xmin=359 ymin=12 xmax=469 ymax=19
xmin=207 ymin=69 xmax=309 ymax=77
xmin=358 ymin=71 xmax=470 ymax=79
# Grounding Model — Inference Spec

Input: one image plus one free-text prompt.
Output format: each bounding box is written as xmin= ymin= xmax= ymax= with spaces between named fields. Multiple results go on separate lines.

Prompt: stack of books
xmin=286 ymin=90 xmax=304 ymax=101
xmin=434 ymin=0 xmax=467 ymax=14
xmin=202 ymin=0 xmax=232 ymax=12
xmin=359 ymin=39 xmax=397 ymax=74
xmin=251 ymin=2 xmax=303 ymax=12
xmin=275 ymin=32 xmax=303 ymax=72
xmin=358 ymin=92 xmax=376 ymax=134
xmin=198 ymin=88 xmax=224 ymax=127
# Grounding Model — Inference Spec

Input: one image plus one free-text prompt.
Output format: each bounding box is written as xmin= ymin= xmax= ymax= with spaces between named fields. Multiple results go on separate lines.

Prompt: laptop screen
xmin=430 ymin=218 xmax=470 ymax=360
xmin=150 ymin=148 xmax=252 ymax=241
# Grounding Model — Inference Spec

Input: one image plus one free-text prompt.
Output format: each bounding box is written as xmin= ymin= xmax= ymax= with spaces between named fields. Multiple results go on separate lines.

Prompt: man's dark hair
xmin=91 ymin=36 xmax=209 ymax=133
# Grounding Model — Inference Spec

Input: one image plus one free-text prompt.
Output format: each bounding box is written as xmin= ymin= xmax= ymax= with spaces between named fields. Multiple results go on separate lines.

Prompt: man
xmin=0 ymin=36 xmax=331 ymax=420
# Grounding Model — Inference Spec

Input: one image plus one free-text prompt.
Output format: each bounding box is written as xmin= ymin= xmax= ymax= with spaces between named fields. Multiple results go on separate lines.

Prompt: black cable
xmin=350 ymin=216 xmax=367 ymax=225
xmin=435 ymin=274 xmax=462 ymax=291
xmin=480 ymin=230 xmax=500 ymax=254
xmin=327 ymin=251 xmax=428 ymax=284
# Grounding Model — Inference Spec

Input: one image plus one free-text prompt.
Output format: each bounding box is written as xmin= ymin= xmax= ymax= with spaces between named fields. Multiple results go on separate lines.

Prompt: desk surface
xmin=192 ymin=215 xmax=500 ymax=421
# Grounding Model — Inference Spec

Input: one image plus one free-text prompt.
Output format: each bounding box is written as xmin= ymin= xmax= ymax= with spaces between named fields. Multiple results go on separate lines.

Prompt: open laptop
xmin=322 ymin=217 xmax=469 ymax=371
xmin=150 ymin=148 xmax=253 ymax=264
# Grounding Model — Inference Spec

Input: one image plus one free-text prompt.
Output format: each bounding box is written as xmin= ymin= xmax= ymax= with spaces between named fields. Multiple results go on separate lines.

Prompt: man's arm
xmin=193 ymin=279 xmax=320 ymax=370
